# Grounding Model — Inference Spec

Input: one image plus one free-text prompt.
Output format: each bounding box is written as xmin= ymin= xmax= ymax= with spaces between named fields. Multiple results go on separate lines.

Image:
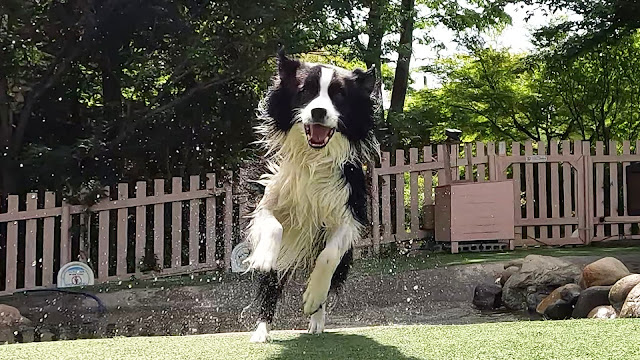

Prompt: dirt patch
xmin=2 ymin=254 xmax=639 ymax=340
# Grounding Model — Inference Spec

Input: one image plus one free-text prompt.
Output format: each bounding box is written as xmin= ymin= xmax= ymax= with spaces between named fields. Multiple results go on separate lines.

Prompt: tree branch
xmin=110 ymin=55 xmax=271 ymax=148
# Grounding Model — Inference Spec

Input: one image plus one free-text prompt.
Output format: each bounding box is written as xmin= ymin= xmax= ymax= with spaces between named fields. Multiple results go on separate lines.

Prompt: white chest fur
xmin=253 ymin=123 xmax=356 ymax=271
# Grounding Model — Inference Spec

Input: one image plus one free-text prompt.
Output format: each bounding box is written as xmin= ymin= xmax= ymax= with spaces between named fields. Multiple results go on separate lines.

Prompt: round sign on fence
xmin=231 ymin=242 xmax=251 ymax=273
xmin=57 ymin=262 xmax=95 ymax=288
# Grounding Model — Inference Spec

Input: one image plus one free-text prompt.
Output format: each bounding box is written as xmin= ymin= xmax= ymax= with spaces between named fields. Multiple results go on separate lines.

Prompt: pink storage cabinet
xmin=435 ymin=180 xmax=515 ymax=253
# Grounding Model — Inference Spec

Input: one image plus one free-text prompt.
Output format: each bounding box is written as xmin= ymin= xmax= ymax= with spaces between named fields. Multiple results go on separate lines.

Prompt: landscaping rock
xmin=0 ymin=304 xmax=29 ymax=326
xmin=473 ymin=284 xmax=503 ymax=310
xmin=536 ymin=284 xmax=581 ymax=315
xmin=544 ymin=299 xmax=575 ymax=320
xmin=609 ymin=274 xmax=640 ymax=311
xmin=579 ymin=257 xmax=630 ymax=289
xmin=619 ymin=283 xmax=640 ymax=318
xmin=499 ymin=266 xmax=520 ymax=287
xmin=504 ymin=259 xmax=524 ymax=270
xmin=502 ymin=255 xmax=581 ymax=311
xmin=572 ymin=286 xmax=612 ymax=318
xmin=526 ymin=292 xmax=549 ymax=313
xmin=588 ymin=305 xmax=617 ymax=319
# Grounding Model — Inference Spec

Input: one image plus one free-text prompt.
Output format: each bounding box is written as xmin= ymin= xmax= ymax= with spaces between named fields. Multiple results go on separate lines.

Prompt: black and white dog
xmin=245 ymin=50 xmax=378 ymax=342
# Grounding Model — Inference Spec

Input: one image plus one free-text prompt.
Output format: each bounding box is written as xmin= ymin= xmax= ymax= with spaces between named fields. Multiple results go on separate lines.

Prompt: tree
xmin=388 ymin=0 xmax=416 ymax=117
xmin=381 ymin=0 xmax=511 ymax=148
xmin=0 ymin=0 xmax=375 ymax=195
xmin=401 ymin=33 xmax=640 ymax=144
xmin=522 ymin=0 xmax=640 ymax=56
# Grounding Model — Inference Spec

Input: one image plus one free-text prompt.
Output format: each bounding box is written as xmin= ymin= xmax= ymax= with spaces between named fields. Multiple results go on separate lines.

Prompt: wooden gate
xmin=493 ymin=141 xmax=589 ymax=246
xmin=588 ymin=141 xmax=640 ymax=242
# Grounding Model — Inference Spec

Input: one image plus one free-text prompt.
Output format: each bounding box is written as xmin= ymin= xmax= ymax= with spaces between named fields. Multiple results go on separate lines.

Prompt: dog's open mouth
xmin=304 ymin=124 xmax=335 ymax=149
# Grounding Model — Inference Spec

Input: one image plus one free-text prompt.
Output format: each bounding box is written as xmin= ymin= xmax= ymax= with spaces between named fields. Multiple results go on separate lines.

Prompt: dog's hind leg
xmin=250 ymin=271 xmax=288 ymax=343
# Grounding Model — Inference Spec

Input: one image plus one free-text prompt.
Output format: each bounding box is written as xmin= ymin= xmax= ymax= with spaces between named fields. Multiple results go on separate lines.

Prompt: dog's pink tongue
xmin=309 ymin=124 xmax=331 ymax=143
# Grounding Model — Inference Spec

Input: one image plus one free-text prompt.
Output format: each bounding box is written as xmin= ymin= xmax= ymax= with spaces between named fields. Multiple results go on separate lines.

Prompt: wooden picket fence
xmin=1 ymin=140 xmax=640 ymax=296
xmin=365 ymin=140 xmax=640 ymax=254
xmin=0 ymin=173 xmax=235 ymax=296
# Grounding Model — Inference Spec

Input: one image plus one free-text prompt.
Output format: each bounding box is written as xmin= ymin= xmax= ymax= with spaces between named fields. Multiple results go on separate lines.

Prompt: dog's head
xmin=264 ymin=50 xmax=377 ymax=150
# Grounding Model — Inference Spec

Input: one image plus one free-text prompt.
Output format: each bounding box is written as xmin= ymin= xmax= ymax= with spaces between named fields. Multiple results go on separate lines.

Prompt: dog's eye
xmin=300 ymin=84 xmax=317 ymax=95
xmin=330 ymin=85 xmax=346 ymax=100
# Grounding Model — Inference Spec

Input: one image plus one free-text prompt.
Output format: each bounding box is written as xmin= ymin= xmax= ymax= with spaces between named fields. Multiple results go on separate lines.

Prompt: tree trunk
xmin=365 ymin=0 xmax=386 ymax=141
xmin=387 ymin=0 xmax=414 ymax=117
xmin=101 ymin=43 xmax=123 ymax=126
xmin=0 ymin=75 xmax=10 ymax=152
xmin=0 ymin=75 xmax=18 ymax=194
xmin=365 ymin=0 xmax=384 ymax=89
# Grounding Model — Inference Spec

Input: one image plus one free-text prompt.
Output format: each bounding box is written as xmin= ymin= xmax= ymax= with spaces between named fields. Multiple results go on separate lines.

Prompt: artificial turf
xmin=1 ymin=319 xmax=639 ymax=360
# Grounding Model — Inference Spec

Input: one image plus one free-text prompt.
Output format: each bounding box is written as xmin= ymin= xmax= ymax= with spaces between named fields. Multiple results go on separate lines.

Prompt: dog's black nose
xmin=311 ymin=108 xmax=327 ymax=122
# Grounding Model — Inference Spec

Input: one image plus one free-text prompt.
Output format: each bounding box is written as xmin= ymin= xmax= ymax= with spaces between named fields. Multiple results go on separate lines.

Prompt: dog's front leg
xmin=246 ymin=209 xmax=283 ymax=272
xmin=303 ymin=221 xmax=358 ymax=331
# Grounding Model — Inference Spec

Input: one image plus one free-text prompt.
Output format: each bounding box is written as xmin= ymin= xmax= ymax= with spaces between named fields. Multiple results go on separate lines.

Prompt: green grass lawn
xmin=2 ymin=320 xmax=639 ymax=360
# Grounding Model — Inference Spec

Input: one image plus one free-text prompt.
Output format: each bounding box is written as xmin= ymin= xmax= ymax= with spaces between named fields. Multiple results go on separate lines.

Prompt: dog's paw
xmin=245 ymin=244 xmax=278 ymax=272
xmin=303 ymin=281 xmax=329 ymax=315
xmin=249 ymin=322 xmax=270 ymax=343
xmin=246 ymin=217 xmax=283 ymax=272
xmin=308 ymin=305 xmax=325 ymax=334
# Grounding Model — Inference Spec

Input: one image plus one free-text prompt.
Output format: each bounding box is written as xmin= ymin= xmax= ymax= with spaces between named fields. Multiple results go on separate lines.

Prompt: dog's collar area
xmin=304 ymin=123 xmax=336 ymax=149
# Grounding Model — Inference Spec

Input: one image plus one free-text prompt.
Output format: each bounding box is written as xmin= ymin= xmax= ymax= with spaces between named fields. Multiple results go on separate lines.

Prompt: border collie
xmin=244 ymin=50 xmax=378 ymax=342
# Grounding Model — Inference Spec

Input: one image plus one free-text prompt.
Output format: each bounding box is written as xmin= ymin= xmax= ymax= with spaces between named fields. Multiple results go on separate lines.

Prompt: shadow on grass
xmin=270 ymin=332 xmax=420 ymax=360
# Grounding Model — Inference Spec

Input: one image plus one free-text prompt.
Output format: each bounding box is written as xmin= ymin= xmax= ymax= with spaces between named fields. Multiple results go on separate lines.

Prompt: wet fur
xmin=246 ymin=51 xmax=378 ymax=342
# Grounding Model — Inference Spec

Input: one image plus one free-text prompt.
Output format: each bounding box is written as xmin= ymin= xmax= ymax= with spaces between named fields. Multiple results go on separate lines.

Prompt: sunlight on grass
xmin=2 ymin=321 xmax=639 ymax=360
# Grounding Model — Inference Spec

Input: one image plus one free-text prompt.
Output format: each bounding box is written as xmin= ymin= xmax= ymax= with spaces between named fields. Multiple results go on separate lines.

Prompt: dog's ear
xmin=277 ymin=48 xmax=300 ymax=79
xmin=353 ymin=65 xmax=376 ymax=95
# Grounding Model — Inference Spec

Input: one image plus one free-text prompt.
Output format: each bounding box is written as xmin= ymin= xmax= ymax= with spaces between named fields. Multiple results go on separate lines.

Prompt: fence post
xmin=205 ymin=173 xmax=217 ymax=267
xmin=487 ymin=142 xmax=497 ymax=181
xmin=380 ymin=152 xmax=391 ymax=246
xmin=224 ymin=171 xmax=233 ymax=270
xmin=60 ymin=200 xmax=71 ymax=266
xmin=395 ymin=149 xmax=405 ymax=235
xmin=581 ymin=141 xmax=594 ymax=244
xmin=25 ymin=193 xmax=38 ymax=289
xmin=116 ymin=183 xmax=129 ymax=275
xmin=43 ymin=192 xmax=56 ymax=286
xmin=440 ymin=144 xmax=452 ymax=185
xmin=189 ymin=176 xmax=200 ymax=267
xmin=370 ymin=162 xmax=380 ymax=256
xmin=5 ymin=196 xmax=19 ymax=292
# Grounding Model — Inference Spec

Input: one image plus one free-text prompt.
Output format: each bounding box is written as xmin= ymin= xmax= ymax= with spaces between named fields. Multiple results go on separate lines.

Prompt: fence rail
xmin=1 ymin=140 xmax=640 ymax=296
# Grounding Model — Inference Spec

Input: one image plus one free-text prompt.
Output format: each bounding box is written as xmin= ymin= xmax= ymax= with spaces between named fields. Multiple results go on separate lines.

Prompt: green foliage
xmin=3 ymin=0 xmax=638 ymax=196
xmin=401 ymin=32 xmax=640 ymax=143
xmin=520 ymin=0 xmax=640 ymax=56
xmin=0 ymin=0 xmax=377 ymax=194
